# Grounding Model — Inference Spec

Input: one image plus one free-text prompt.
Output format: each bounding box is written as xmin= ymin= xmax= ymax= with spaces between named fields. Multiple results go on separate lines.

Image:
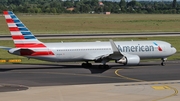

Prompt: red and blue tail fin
xmin=3 ymin=11 xmax=46 ymax=48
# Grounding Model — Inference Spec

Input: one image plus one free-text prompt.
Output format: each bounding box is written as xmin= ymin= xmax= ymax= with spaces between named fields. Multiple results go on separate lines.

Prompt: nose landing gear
xmin=161 ymin=58 xmax=167 ymax=66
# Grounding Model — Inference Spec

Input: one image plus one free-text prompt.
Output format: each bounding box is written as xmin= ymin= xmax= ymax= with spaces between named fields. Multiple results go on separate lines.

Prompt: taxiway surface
xmin=0 ymin=61 xmax=180 ymax=101
xmin=0 ymin=61 xmax=180 ymax=87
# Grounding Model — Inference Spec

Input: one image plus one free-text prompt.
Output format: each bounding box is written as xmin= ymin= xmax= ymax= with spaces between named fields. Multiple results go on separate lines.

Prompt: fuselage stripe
xmin=20 ymin=50 xmax=54 ymax=56
xmin=15 ymin=43 xmax=46 ymax=48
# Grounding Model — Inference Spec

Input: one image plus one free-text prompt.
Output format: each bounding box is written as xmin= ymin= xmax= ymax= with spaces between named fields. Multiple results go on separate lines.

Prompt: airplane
xmin=0 ymin=11 xmax=177 ymax=68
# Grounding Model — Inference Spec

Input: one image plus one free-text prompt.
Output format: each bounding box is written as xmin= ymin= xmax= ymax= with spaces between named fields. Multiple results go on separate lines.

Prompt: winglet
xmin=109 ymin=39 xmax=123 ymax=59
xmin=110 ymin=39 xmax=120 ymax=53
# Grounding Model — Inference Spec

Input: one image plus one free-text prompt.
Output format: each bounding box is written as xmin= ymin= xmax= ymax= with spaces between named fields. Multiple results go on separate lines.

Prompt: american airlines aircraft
xmin=0 ymin=11 xmax=177 ymax=68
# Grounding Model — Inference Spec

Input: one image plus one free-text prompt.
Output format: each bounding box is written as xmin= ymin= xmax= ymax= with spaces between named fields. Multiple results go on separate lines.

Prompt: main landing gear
xmin=81 ymin=61 xmax=92 ymax=68
xmin=98 ymin=60 xmax=110 ymax=69
xmin=81 ymin=61 xmax=110 ymax=68
xmin=161 ymin=58 xmax=167 ymax=66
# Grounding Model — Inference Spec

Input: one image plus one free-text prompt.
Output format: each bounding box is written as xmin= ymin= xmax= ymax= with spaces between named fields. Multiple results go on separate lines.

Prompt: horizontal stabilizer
xmin=0 ymin=46 xmax=12 ymax=50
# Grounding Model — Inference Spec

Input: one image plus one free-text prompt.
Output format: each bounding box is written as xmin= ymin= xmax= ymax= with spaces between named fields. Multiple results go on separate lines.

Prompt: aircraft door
xmin=162 ymin=45 xmax=166 ymax=52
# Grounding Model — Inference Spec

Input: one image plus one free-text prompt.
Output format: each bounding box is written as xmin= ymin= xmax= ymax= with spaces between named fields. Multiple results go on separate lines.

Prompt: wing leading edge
xmin=91 ymin=40 xmax=123 ymax=62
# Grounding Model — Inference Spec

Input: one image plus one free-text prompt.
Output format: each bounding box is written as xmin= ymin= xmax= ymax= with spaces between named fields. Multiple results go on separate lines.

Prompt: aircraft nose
xmin=172 ymin=47 xmax=177 ymax=54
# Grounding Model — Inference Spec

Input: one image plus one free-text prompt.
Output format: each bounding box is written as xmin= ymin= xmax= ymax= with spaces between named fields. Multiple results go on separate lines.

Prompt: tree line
xmin=0 ymin=0 xmax=180 ymax=14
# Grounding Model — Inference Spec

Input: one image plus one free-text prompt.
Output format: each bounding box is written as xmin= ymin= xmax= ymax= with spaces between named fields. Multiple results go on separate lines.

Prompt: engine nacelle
xmin=116 ymin=54 xmax=140 ymax=65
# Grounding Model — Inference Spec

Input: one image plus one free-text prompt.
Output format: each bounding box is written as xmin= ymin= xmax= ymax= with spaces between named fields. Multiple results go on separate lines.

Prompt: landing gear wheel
xmin=161 ymin=58 xmax=167 ymax=66
xmin=98 ymin=65 xmax=103 ymax=69
xmin=161 ymin=62 xmax=164 ymax=66
xmin=82 ymin=63 xmax=86 ymax=67
xmin=81 ymin=63 xmax=92 ymax=68
xmin=87 ymin=63 xmax=92 ymax=67
xmin=105 ymin=65 xmax=110 ymax=68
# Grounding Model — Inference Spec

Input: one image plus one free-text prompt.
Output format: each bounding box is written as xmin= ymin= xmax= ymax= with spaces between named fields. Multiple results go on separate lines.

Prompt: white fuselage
xmin=29 ymin=40 xmax=176 ymax=62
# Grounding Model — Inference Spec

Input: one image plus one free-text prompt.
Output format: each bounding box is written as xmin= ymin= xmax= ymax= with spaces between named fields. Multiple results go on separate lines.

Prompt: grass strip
xmin=1 ymin=14 xmax=180 ymax=34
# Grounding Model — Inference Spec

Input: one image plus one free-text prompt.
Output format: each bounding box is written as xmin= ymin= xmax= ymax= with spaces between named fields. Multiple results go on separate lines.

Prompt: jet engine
xmin=116 ymin=54 xmax=140 ymax=65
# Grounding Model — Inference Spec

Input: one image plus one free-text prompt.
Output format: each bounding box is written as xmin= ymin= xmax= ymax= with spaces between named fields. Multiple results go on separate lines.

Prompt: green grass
xmin=0 ymin=36 xmax=179 ymax=64
xmin=1 ymin=14 xmax=180 ymax=34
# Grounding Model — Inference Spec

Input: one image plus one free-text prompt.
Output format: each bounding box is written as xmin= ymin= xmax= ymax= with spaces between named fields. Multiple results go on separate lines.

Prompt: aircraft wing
xmin=85 ymin=40 xmax=123 ymax=62
xmin=108 ymin=39 xmax=123 ymax=59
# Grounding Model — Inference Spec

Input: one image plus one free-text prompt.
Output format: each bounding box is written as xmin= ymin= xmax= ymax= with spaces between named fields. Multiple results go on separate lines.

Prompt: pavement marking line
xmin=115 ymin=82 xmax=180 ymax=86
xmin=152 ymin=85 xmax=170 ymax=90
xmin=115 ymin=69 xmax=146 ymax=82
xmin=152 ymin=85 xmax=178 ymax=101
xmin=114 ymin=68 xmax=179 ymax=101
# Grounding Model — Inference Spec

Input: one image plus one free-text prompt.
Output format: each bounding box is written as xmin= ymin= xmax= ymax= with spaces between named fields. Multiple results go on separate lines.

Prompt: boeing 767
xmin=0 ymin=11 xmax=177 ymax=68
